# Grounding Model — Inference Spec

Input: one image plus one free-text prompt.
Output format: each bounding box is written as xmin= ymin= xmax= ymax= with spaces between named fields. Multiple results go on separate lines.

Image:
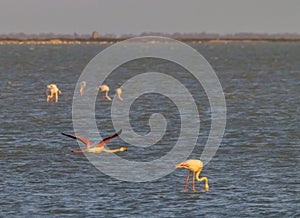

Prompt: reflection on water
xmin=0 ymin=43 xmax=299 ymax=217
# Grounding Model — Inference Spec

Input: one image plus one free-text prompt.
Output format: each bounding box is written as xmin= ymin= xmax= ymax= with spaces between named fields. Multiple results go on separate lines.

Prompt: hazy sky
xmin=0 ymin=0 xmax=299 ymax=35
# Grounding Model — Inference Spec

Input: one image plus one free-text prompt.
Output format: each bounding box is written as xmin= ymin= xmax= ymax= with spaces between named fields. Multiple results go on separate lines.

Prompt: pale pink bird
xmin=97 ymin=84 xmax=112 ymax=101
xmin=176 ymin=159 xmax=209 ymax=192
xmin=116 ymin=88 xmax=123 ymax=101
xmin=46 ymin=84 xmax=62 ymax=103
xmin=80 ymin=81 xmax=86 ymax=96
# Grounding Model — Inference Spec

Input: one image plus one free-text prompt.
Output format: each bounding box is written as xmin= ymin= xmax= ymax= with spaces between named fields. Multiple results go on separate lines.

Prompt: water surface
xmin=0 ymin=42 xmax=299 ymax=217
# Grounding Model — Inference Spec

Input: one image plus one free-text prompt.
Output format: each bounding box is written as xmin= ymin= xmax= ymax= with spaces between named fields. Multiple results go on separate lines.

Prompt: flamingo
xmin=62 ymin=130 xmax=127 ymax=153
xmin=176 ymin=159 xmax=209 ymax=192
xmin=116 ymin=88 xmax=123 ymax=101
xmin=97 ymin=84 xmax=112 ymax=101
xmin=46 ymin=84 xmax=62 ymax=103
xmin=80 ymin=81 xmax=86 ymax=96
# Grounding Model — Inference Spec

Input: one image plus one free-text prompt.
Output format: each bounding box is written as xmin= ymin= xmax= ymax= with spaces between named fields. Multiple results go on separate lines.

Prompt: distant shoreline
xmin=1 ymin=37 xmax=300 ymax=45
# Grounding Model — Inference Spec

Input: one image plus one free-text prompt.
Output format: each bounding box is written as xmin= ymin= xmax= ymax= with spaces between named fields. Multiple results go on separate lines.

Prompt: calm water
xmin=0 ymin=42 xmax=299 ymax=217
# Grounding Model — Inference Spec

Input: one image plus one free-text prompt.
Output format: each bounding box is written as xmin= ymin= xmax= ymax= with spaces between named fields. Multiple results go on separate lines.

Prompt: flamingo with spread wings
xmin=62 ymin=130 xmax=126 ymax=153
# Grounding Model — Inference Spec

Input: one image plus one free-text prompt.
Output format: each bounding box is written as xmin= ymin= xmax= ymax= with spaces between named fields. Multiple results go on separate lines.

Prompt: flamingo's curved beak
xmin=205 ymin=184 xmax=209 ymax=191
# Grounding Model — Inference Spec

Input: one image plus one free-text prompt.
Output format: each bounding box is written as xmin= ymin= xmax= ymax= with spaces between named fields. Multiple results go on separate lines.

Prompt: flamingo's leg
xmin=49 ymin=90 xmax=55 ymax=102
xmin=192 ymin=172 xmax=195 ymax=192
xmin=46 ymin=89 xmax=53 ymax=102
xmin=184 ymin=171 xmax=191 ymax=190
xmin=99 ymin=92 xmax=105 ymax=101
xmin=55 ymin=92 xmax=58 ymax=102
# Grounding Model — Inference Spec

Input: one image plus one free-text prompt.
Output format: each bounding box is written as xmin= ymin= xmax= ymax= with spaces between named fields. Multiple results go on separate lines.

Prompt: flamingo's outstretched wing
xmin=62 ymin=133 xmax=92 ymax=148
xmin=94 ymin=130 xmax=122 ymax=148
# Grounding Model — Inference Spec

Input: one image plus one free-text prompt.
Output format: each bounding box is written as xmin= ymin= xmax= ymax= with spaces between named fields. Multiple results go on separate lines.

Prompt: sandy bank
xmin=1 ymin=38 xmax=300 ymax=45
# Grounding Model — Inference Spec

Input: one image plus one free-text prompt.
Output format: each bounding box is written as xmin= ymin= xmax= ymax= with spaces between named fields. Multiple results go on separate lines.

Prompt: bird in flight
xmin=62 ymin=130 xmax=127 ymax=153
xmin=176 ymin=159 xmax=209 ymax=192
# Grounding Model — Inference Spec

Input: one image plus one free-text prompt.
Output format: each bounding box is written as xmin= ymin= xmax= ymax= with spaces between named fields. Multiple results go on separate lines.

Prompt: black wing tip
xmin=61 ymin=132 xmax=75 ymax=138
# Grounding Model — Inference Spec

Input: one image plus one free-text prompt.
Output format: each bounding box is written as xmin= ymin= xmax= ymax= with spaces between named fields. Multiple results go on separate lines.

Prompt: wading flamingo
xmin=116 ymin=88 xmax=123 ymax=101
xmin=46 ymin=84 xmax=62 ymax=103
xmin=80 ymin=81 xmax=86 ymax=96
xmin=62 ymin=130 xmax=126 ymax=153
xmin=176 ymin=159 xmax=209 ymax=192
xmin=97 ymin=84 xmax=112 ymax=101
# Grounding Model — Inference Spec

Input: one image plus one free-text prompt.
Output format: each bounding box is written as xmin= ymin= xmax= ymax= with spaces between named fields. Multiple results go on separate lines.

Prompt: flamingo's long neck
xmin=103 ymin=91 xmax=111 ymax=101
xmin=72 ymin=149 xmax=88 ymax=153
xmin=103 ymin=148 xmax=123 ymax=153
xmin=195 ymin=171 xmax=209 ymax=191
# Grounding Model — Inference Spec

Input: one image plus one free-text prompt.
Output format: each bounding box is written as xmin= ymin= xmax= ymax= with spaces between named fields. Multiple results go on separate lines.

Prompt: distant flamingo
xmin=116 ymin=88 xmax=123 ymax=101
xmin=176 ymin=159 xmax=209 ymax=192
xmin=97 ymin=84 xmax=112 ymax=101
xmin=80 ymin=81 xmax=86 ymax=96
xmin=62 ymin=130 xmax=127 ymax=153
xmin=46 ymin=84 xmax=62 ymax=103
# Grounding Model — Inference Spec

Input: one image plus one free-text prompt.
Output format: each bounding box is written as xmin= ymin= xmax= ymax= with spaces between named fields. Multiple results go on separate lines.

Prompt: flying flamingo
xmin=97 ymin=84 xmax=112 ymax=101
xmin=176 ymin=159 xmax=209 ymax=192
xmin=62 ymin=130 xmax=127 ymax=153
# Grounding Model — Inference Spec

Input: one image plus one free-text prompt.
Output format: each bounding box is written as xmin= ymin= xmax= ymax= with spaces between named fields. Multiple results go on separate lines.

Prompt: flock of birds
xmin=45 ymin=82 xmax=123 ymax=103
xmin=46 ymin=82 xmax=209 ymax=192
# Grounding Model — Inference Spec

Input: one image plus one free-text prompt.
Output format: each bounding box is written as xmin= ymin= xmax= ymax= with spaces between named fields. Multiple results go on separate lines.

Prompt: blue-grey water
xmin=0 ymin=42 xmax=299 ymax=217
